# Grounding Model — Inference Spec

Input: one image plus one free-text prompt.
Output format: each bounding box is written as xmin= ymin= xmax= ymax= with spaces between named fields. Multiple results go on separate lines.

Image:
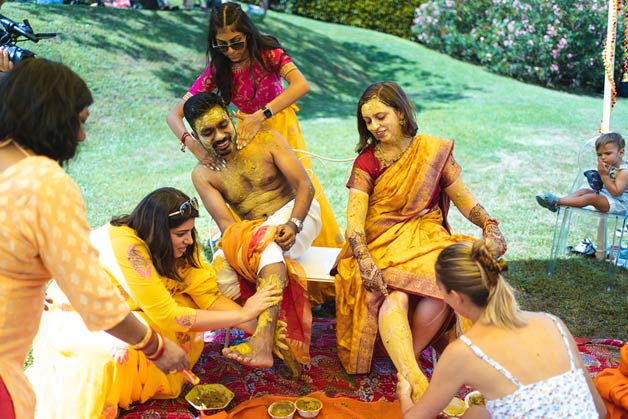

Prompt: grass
xmin=4 ymin=2 xmax=628 ymax=340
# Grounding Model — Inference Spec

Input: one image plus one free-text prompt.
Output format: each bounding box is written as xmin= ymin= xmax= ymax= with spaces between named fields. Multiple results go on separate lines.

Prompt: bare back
xmin=452 ymin=312 xmax=584 ymax=399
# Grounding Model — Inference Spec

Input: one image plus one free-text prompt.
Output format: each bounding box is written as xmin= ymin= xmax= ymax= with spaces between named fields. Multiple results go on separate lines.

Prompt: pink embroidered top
xmin=188 ymin=48 xmax=296 ymax=113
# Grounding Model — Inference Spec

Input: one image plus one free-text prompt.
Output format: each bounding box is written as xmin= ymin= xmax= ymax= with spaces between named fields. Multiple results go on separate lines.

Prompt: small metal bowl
xmin=464 ymin=390 xmax=486 ymax=408
xmin=268 ymin=400 xmax=296 ymax=419
xmin=295 ymin=397 xmax=323 ymax=418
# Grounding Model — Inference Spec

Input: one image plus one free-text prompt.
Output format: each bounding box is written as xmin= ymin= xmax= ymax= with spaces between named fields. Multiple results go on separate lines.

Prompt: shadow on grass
xmin=22 ymin=5 xmax=475 ymax=118
xmin=506 ymin=256 xmax=628 ymax=341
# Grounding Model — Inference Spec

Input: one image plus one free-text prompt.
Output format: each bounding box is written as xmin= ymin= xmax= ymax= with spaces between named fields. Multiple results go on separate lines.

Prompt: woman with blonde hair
xmin=397 ymin=239 xmax=606 ymax=418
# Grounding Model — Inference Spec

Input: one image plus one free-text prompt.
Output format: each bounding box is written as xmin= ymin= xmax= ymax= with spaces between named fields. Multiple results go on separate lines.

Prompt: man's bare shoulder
xmin=254 ymin=128 xmax=291 ymax=150
xmin=191 ymin=163 xmax=218 ymax=185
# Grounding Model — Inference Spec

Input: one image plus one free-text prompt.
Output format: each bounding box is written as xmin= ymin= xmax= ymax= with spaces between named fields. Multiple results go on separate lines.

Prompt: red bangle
xmin=180 ymin=132 xmax=191 ymax=152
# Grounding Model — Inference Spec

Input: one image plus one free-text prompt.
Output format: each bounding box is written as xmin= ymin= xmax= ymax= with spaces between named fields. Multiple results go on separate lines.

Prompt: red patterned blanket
xmin=119 ymin=318 xmax=625 ymax=419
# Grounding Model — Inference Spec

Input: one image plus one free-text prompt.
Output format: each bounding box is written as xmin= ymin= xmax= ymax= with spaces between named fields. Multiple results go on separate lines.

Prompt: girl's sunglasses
xmin=212 ymin=41 xmax=245 ymax=54
xmin=169 ymin=197 xmax=199 ymax=218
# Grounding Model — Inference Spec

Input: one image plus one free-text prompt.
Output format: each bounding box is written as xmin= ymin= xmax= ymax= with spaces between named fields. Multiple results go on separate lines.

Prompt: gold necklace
xmin=231 ymin=57 xmax=251 ymax=72
xmin=374 ymin=142 xmax=407 ymax=167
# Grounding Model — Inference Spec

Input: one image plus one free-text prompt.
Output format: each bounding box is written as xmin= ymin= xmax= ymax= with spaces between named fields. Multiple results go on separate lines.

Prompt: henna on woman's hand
xmin=349 ymin=231 xmax=388 ymax=296
xmin=357 ymin=256 xmax=388 ymax=296
xmin=483 ymin=224 xmax=507 ymax=257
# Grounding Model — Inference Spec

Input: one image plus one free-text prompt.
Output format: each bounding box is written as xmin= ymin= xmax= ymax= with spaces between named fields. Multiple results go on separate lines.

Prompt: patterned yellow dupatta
xmin=365 ymin=134 xmax=455 ymax=240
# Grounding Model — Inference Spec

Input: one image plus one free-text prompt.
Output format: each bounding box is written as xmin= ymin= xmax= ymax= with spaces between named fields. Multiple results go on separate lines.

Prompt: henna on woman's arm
xmin=348 ymin=231 xmax=388 ymax=296
xmin=468 ymin=204 xmax=489 ymax=229
xmin=467 ymin=204 xmax=507 ymax=256
xmin=348 ymin=231 xmax=369 ymax=260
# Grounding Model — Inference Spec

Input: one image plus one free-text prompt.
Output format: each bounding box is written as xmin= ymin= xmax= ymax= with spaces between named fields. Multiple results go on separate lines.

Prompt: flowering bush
xmin=412 ymin=0 xmax=625 ymax=91
xmin=246 ymin=0 xmax=423 ymax=39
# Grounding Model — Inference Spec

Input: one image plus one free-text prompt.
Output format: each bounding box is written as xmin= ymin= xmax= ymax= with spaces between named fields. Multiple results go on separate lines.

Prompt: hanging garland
xmin=602 ymin=0 xmax=621 ymax=110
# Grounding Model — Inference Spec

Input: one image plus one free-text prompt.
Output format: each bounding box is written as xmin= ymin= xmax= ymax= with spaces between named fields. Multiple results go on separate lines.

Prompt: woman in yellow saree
xmin=333 ymin=82 xmax=507 ymax=404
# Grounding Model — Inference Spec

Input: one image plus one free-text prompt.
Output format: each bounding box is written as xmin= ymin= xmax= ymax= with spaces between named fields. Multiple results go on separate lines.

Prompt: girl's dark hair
xmin=0 ymin=59 xmax=93 ymax=166
xmin=111 ymin=187 xmax=201 ymax=281
xmin=355 ymin=81 xmax=418 ymax=154
xmin=207 ymin=2 xmax=285 ymax=104
xmin=435 ymin=239 xmax=526 ymax=328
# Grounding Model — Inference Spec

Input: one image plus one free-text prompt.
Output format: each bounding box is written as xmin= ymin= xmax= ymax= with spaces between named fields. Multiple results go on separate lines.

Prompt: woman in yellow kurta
xmin=0 ymin=59 xmax=188 ymax=419
xmin=27 ymin=187 xmax=278 ymax=419
xmin=333 ymin=82 xmax=507 ymax=403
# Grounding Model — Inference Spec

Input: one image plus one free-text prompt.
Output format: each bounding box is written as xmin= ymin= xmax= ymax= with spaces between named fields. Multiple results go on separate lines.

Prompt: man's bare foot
xmin=222 ymin=334 xmax=274 ymax=368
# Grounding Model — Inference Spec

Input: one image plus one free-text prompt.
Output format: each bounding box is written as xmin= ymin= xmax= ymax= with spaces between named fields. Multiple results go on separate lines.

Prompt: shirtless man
xmin=183 ymin=91 xmax=321 ymax=375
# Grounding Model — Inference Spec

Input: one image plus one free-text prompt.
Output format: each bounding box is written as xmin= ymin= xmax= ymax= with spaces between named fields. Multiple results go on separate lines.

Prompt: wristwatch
xmin=261 ymin=106 xmax=273 ymax=120
xmin=289 ymin=217 xmax=304 ymax=233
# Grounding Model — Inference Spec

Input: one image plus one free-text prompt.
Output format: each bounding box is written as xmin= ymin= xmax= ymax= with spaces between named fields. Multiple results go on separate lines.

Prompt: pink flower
xmin=546 ymin=24 xmax=556 ymax=36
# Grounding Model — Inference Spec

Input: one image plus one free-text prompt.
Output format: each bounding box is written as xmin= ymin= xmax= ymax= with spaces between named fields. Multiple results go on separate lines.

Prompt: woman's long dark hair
xmin=0 ymin=59 xmax=93 ymax=166
xmin=207 ymin=2 xmax=285 ymax=104
xmin=111 ymin=187 xmax=201 ymax=281
xmin=355 ymin=81 xmax=418 ymax=154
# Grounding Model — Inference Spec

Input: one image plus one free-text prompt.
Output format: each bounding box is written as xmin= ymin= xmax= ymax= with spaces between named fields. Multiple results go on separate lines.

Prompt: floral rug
xmin=119 ymin=317 xmax=626 ymax=419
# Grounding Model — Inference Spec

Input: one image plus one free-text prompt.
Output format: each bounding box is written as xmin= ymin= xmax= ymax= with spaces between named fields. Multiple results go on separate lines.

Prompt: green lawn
xmin=4 ymin=2 xmax=628 ymax=340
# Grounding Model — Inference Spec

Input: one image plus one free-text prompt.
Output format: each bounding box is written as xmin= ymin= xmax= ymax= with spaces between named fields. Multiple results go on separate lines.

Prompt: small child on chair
xmin=536 ymin=132 xmax=628 ymax=214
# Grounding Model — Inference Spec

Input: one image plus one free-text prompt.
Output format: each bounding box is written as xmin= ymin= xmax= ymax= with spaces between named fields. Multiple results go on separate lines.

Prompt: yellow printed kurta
xmin=0 ymin=156 xmax=130 ymax=419
xmin=27 ymin=225 xmax=222 ymax=419
xmin=334 ymin=134 xmax=474 ymax=374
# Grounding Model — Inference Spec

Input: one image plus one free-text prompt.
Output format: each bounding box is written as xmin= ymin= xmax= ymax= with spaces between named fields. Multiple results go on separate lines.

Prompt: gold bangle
xmin=131 ymin=326 xmax=153 ymax=351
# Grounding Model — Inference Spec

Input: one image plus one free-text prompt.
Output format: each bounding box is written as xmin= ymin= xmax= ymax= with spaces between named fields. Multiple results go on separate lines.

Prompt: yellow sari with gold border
xmin=334 ymin=134 xmax=474 ymax=374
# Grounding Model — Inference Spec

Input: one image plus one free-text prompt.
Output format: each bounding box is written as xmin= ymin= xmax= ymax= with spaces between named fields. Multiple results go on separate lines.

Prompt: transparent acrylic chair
xmin=547 ymin=136 xmax=628 ymax=281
